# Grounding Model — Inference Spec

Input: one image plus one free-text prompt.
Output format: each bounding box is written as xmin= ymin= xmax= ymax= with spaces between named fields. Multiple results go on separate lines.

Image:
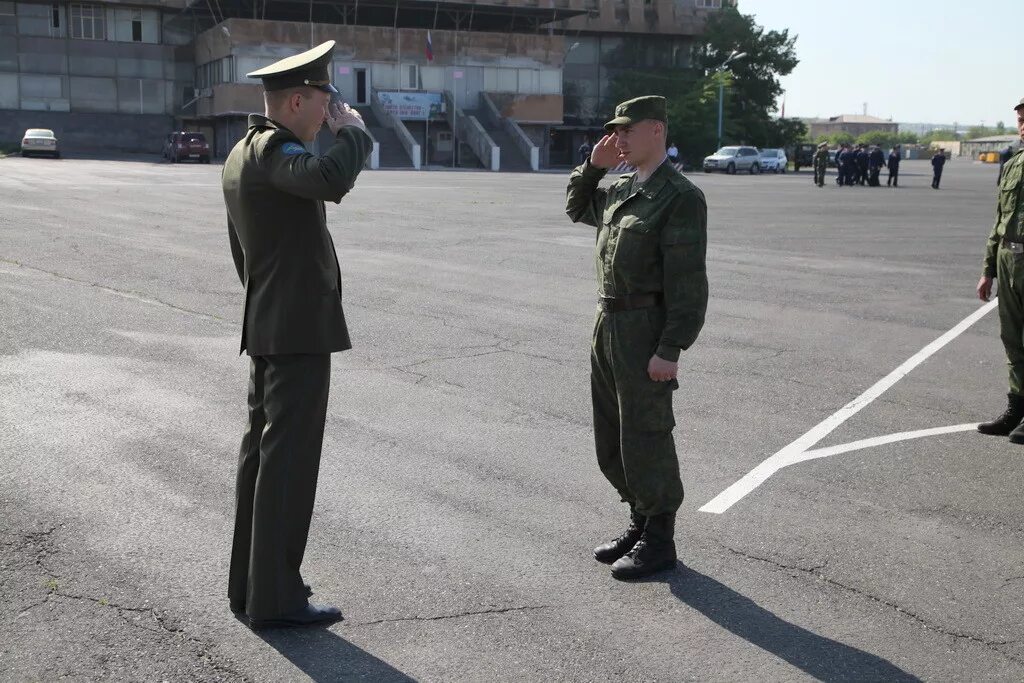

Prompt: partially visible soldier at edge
xmin=222 ymin=40 xmax=373 ymax=629
xmin=565 ymin=95 xmax=708 ymax=581
xmin=977 ymin=97 xmax=1024 ymax=443
xmin=813 ymin=142 xmax=828 ymax=187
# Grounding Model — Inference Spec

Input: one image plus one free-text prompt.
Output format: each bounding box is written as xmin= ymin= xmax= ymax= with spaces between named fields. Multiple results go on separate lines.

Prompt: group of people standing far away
xmin=578 ymin=138 xmax=680 ymax=166
xmin=811 ymin=142 xmax=949 ymax=190
xmin=815 ymin=142 xmax=902 ymax=188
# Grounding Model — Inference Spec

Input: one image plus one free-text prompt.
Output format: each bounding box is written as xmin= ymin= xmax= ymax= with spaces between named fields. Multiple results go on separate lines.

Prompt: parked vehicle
xmin=20 ymin=128 xmax=60 ymax=158
xmin=789 ymin=143 xmax=816 ymax=172
xmin=759 ymin=148 xmax=788 ymax=173
xmin=702 ymin=146 xmax=761 ymax=174
xmin=164 ymin=132 xmax=210 ymax=163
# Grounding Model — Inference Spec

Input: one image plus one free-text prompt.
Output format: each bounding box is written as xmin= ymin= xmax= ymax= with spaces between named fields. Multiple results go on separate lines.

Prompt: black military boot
xmin=978 ymin=393 xmax=1024 ymax=436
xmin=610 ymin=513 xmax=677 ymax=581
xmin=593 ymin=508 xmax=646 ymax=564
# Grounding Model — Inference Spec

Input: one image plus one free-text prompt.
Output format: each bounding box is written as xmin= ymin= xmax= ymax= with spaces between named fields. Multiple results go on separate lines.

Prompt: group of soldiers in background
xmin=812 ymin=142 xmax=903 ymax=188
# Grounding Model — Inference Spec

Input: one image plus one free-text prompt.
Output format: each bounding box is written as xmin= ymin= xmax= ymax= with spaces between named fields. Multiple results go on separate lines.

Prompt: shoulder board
xmin=253 ymin=128 xmax=303 ymax=162
xmin=666 ymin=170 xmax=696 ymax=193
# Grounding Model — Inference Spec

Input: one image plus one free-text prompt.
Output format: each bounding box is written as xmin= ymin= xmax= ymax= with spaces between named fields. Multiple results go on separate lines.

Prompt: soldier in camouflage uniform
xmin=813 ymin=142 xmax=829 ymax=187
xmin=978 ymin=97 xmax=1024 ymax=443
xmin=566 ymin=96 xmax=708 ymax=580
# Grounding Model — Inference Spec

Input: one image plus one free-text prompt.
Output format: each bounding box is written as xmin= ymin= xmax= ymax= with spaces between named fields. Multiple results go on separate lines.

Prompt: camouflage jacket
xmin=565 ymin=158 xmax=708 ymax=362
xmin=985 ymin=148 xmax=1024 ymax=278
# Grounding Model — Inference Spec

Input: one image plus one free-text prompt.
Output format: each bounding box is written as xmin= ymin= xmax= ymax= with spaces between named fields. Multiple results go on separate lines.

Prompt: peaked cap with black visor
xmin=246 ymin=40 xmax=338 ymax=94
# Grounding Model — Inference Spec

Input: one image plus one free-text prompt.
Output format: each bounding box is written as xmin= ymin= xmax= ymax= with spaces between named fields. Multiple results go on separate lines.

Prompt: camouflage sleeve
xmin=657 ymin=189 xmax=708 ymax=361
xmin=227 ymin=213 xmax=245 ymax=286
xmin=565 ymin=158 xmax=609 ymax=228
xmin=984 ymin=211 xmax=1000 ymax=279
xmin=260 ymin=127 xmax=373 ymax=204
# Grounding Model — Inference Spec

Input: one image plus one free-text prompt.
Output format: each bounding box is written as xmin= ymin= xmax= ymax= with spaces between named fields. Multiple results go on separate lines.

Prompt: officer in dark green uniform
xmin=813 ymin=142 xmax=829 ymax=187
xmin=222 ymin=40 xmax=372 ymax=629
xmin=566 ymin=96 xmax=708 ymax=581
xmin=977 ymin=96 xmax=1024 ymax=443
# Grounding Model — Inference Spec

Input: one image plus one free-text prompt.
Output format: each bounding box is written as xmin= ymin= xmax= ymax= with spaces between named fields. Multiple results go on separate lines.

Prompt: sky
xmin=738 ymin=0 xmax=1024 ymax=128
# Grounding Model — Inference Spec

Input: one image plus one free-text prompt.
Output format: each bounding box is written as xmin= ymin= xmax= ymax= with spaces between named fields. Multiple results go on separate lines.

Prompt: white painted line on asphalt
xmin=790 ymin=423 xmax=979 ymax=464
xmin=699 ymin=299 xmax=999 ymax=514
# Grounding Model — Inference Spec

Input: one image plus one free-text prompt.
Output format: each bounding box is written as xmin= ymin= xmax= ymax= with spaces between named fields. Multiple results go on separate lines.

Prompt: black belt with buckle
xmin=1003 ymin=237 xmax=1024 ymax=254
xmin=598 ymin=293 xmax=662 ymax=313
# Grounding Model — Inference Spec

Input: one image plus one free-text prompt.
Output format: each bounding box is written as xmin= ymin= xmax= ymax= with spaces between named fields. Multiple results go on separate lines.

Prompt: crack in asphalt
xmin=351 ymin=604 xmax=551 ymax=627
xmin=0 ymin=257 xmax=232 ymax=324
xmin=9 ymin=522 xmax=249 ymax=682
xmin=721 ymin=544 xmax=1023 ymax=662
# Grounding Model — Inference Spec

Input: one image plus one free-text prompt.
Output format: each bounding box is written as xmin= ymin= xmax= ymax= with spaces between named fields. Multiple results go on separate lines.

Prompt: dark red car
xmin=163 ymin=131 xmax=210 ymax=164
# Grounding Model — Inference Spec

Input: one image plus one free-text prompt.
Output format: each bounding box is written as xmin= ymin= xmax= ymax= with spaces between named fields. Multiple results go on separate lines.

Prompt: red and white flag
xmin=426 ymin=31 xmax=433 ymax=62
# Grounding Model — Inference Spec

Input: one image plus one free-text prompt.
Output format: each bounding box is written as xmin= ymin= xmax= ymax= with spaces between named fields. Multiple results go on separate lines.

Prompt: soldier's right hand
xmin=326 ymin=101 xmax=366 ymax=136
xmin=590 ymin=134 xmax=621 ymax=169
xmin=977 ymin=275 xmax=993 ymax=302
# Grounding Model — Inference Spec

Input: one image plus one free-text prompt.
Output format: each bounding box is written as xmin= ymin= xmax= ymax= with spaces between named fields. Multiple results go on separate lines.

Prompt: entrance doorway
xmin=354 ymin=68 xmax=369 ymax=105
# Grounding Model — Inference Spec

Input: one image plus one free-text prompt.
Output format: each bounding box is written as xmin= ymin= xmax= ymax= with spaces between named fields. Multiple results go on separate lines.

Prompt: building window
xmin=695 ymin=0 xmax=722 ymax=7
xmin=403 ymin=64 xmax=418 ymax=90
xmin=70 ymin=4 xmax=104 ymax=39
xmin=50 ymin=3 xmax=59 ymax=28
xmin=131 ymin=8 xmax=142 ymax=41
xmin=196 ymin=56 xmax=234 ymax=89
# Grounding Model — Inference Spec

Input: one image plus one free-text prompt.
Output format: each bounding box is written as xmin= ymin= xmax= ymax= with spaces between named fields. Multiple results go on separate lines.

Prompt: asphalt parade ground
xmin=1 ymin=155 xmax=1022 ymax=682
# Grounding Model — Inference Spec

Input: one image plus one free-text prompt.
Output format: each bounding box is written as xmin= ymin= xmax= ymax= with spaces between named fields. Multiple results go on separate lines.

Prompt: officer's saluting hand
xmin=325 ymin=100 xmax=367 ymax=136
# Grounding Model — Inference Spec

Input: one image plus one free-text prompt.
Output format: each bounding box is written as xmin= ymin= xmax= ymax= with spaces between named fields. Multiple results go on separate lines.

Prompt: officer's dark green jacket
xmin=985 ymin=149 xmax=1024 ymax=278
xmin=223 ymin=114 xmax=372 ymax=356
xmin=566 ymin=158 xmax=708 ymax=361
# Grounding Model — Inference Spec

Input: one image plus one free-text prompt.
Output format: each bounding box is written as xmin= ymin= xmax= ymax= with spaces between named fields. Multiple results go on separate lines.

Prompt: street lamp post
xmin=716 ymin=50 xmax=746 ymax=150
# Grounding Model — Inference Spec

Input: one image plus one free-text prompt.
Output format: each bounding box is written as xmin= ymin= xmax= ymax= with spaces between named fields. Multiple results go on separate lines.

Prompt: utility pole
xmin=716 ymin=50 xmax=746 ymax=150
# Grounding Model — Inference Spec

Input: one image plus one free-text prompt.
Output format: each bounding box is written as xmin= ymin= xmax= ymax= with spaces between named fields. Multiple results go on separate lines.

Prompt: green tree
xmin=919 ymin=129 xmax=959 ymax=146
xmin=608 ymin=5 xmax=800 ymax=163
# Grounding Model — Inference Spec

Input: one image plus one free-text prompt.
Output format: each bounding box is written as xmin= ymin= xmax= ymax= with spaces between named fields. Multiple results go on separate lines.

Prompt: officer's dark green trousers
xmin=997 ymin=247 xmax=1024 ymax=396
xmin=591 ymin=307 xmax=684 ymax=517
xmin=229 ymin=353 xmax=330 ymax=620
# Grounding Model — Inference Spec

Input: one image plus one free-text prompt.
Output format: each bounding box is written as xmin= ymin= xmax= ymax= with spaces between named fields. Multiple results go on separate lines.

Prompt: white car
xmin=759 ymin=148 xmax=787 ymax=173
xmin=703 ymin=146 xmax=761 ymax=174
xmin=21 ymin=128 xmax=60 ymax=158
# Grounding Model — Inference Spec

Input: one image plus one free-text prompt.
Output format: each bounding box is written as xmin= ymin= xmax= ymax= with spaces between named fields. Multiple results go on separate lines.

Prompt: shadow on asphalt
xmin=256 ymin=626 xmax=415 ymax=682
xmin=649 ymin=564 xmax=921 ymax=682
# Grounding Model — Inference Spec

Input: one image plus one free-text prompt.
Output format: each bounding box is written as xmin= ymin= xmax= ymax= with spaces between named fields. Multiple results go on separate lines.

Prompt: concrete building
xmin=0 ymin=0 xmax=733 ymax=168
xmin=802 ymin=114 xmax=898 ymax=140
xmin=961 ymin=135 xmax=1020 ymax=159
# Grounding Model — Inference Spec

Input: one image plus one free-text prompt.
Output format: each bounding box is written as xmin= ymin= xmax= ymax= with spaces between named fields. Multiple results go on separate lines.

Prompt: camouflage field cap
xmin=604 ymin=96 xmax=667 ymax=132
xmin=1015 ymin=96 xmax=1024 ymax=112
xmin=247 ymin=40 xmax=338 ymax=93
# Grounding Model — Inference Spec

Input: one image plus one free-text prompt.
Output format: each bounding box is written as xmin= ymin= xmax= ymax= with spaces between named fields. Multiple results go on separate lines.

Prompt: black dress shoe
xmin=230 ymin=583 xmax=313 ymax=615
xmin=248 ymin=603 xmax=343 ymax=630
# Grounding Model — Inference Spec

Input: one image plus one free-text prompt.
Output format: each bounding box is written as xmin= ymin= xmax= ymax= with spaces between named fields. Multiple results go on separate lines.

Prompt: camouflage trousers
xmin=813 ymin=163 xmax=827 ymax=186
xmin=997 ymin=247 xmax=1024 ymax=395
xmin=590 ymin=306 xmax=684 ymax=517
